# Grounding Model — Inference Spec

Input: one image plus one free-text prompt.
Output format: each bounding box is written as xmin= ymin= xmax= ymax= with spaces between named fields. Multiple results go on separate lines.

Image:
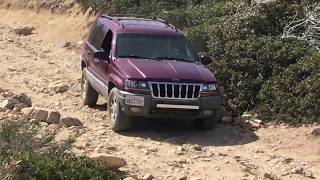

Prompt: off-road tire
xmin=194 ymin=112 xmax=218 ymax=130
xmin=108 ymin=87 xmax=132 ymax=132
xmin=81 ymin=68 xmax=98 ymax=106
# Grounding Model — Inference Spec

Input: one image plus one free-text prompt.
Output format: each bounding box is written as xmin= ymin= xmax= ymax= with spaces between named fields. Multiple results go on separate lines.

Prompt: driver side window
xmin=91 ymin=25 xmax=105 ymax=50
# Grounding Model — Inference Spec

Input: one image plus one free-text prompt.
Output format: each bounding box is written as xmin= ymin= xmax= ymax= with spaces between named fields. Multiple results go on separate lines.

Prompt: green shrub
xmin=200 ymin=0 xmax=312 ymax=115
xmin=0 ymin=120 xmax=55 ymax=153
xmin=256 ymin=53 xmax=320 ymax=124
xmin=0 ymin=119 xmax=121 ymax=179
xmin=209 ymin=35 xmax=311 ymax=114
xmin=16 ymin=153 xmax=120 ymax=180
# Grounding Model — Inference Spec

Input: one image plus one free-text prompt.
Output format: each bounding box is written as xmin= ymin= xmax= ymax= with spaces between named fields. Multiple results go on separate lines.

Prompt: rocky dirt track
xmin=0 ymin=7 xmax=319 ymax=180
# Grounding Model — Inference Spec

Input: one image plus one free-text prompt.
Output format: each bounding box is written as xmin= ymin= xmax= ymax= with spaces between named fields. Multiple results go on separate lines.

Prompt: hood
xmin=116 ymin=58 xmax=216 ymax=83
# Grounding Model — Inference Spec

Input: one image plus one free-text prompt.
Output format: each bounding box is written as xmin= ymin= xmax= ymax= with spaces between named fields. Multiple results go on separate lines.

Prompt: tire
xmin=108 ymin=87 xmax=132 ymax=132
xmin=194 ymin=112 xmax=218 ymax=130
xmin=81 ymin=68 xmax=98 ymax=106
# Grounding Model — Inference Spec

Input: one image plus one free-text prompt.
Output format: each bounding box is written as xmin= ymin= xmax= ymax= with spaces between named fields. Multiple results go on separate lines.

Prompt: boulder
xmin=31 ymin=109 xmax=48 ymax=122
xmin=51 ymin=83 xmax=69 ymax=93
xmin=14 ymin=103 xmax=29 ymax=111
xmin=89 ymin=153 xmax=126 ymax=170
xmin=12 ymin=93 xmax=32 ymax=107
xmin=47 ymin=110 xmax=61 ymax=124
xmin=13 ymin=25 xmax=34 ymax=36
xmin=60 ymin=115 xmax=83 ymax=127
xmin=0 ymin=98 xmax=21 ymax=110
xmin=22 ymin=107 xmax=35 ymax=119
xmin=22 ymin=108 xmax=48 ymax=122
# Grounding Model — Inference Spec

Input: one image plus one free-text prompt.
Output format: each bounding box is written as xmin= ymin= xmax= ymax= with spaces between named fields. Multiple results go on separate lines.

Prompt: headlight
xmin=202 ymin=84 xmax=218 ymax=91
xmin=125 ymin=80 xmax=149 ymax=90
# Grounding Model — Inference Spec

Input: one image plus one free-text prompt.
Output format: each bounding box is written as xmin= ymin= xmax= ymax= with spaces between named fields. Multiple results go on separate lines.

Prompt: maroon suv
xmin=80 ymin=15 xmax=222 ymax=132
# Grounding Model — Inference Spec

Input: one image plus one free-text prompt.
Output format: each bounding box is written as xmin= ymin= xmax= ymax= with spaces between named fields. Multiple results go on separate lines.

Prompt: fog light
xmin=203 ymin=110 xmax=213 ymax=116
xmin=130 ymin=107 xmax=141 ymax=113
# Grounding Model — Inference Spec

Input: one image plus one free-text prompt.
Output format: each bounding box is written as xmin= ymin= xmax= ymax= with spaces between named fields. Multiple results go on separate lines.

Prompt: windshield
xmin=115 ymin=34 xmax=198 ymax=62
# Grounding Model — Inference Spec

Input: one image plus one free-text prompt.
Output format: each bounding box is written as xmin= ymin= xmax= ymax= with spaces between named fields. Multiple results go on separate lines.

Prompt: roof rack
xmin=100 ymin=15 xmax=124 ymax=29
xmin=152 ymin=17 xmax=178 ymax=32
xmin=101 ymin=14 xmax=178 ymax=31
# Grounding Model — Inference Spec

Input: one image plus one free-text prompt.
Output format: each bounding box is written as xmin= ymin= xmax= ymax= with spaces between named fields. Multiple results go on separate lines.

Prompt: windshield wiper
xmin=118 ymin=55 xmax=151 ymax=59
xmin=154 ymin=56 xmax=194 ymax=63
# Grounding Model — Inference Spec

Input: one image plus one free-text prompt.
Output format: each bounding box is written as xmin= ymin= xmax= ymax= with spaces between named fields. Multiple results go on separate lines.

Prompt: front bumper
xmin=117 ymin=90 xmax=223 ymax=119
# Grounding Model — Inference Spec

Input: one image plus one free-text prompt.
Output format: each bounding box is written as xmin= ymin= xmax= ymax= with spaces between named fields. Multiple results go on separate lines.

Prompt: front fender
xmin=108 ymin=73 xmax=125 ymax=91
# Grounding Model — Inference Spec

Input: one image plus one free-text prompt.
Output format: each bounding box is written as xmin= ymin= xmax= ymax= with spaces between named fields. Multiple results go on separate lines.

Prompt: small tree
xmin=282 ymin=2 xmax=320 ymax=50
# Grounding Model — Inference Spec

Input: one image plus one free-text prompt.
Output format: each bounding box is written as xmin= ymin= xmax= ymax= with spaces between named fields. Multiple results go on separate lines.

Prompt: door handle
xmin=95 ymin=58 xmax=100 ymax=63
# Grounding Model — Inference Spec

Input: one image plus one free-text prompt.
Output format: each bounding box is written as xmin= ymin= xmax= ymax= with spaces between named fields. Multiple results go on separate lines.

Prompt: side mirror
xmin=94 ymin=50 xmax=109 ymax=61
xmin=200 ymin=55 xmax=213 ymax=65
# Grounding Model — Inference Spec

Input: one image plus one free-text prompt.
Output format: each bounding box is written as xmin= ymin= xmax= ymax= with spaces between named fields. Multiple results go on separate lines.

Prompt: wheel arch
xmin=81 ymin=60 xmax=87 ymax=71
xmin=107 ymin=74 xmax=123 ymax=96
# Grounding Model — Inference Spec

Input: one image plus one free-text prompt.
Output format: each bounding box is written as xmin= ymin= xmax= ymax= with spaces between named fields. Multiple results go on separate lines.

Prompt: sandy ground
xmin=0 ymin=6 xmax=319 ymax=180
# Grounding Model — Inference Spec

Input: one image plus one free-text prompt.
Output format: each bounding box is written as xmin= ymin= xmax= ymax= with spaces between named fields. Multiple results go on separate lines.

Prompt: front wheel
xmin=81 ymin=68 xmax=99 ymax=106
xmin=108 ymin=88 xmax=132 ymax=132
xmin=194 ymin=113 xmax=218 ymax=130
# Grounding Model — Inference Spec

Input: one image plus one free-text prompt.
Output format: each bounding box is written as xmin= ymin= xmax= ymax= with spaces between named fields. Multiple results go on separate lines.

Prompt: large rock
xmin=60 ymin=115 xmax=83 ymax=127
xmin=0 ymin=98 xmax=21 ymax=110
xmin=13 ymin=25 xmax=34 ymax=36
xmin=12 ymin=93 xmax=32 ymax=107
xmin=23 ymin=108 xmax=61 ymax=124
xmin=22 ymin=107 xmax=35 ymax=118
xmin=89 ymin=153 xmax=126 ymax=170
xmin=51 ymin=83 xmax=69 ymax=93
xmin=14 ymin=103 xmax=28 ymax=111
xmin=47 ymin=110 xmax=61 ymax=124
xmin=31 ymin=109 xmax=48 ymax=122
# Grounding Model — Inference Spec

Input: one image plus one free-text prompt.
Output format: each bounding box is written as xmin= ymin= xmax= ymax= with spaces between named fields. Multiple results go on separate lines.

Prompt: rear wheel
xmin=81 ymin=68 xmax=98 ymax=106
xmin=108 ymin=88 xmax=132 ymax=132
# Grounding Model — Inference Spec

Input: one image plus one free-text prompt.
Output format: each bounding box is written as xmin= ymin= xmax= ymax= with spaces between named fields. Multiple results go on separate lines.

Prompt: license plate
xmin=125 ymin=95 xmax=144 ymax=106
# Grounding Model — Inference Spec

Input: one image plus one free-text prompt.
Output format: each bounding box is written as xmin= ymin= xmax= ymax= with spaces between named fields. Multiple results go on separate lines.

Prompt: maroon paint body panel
xmin=113 ymin=58 xmax=216 ymax=83
xmin=82 ymin=16 xmax=218 ymax=91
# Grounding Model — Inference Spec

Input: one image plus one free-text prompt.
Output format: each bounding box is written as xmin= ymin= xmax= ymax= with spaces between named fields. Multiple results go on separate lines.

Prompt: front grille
xmin=149 ymin=82 xmax=202 ymax=99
